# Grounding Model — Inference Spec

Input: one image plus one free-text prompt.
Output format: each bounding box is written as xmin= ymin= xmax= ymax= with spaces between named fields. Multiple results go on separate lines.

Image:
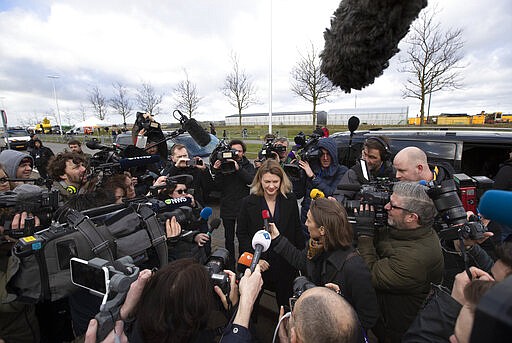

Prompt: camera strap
xmin=137 ymin=205 xmax=168 ymax=268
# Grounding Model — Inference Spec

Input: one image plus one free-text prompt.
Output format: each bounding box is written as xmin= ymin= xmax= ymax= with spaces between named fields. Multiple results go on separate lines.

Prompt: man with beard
xmin=354 ymin=181 xmax=444 ymax=343
xmin=47 ymin=152 xmax=89 ymax=203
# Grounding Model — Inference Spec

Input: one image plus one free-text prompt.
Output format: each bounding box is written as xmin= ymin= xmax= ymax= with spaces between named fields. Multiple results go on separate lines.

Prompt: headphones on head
xmin=66 ymin=185 xmax=77 ymax=194
xmin=365 ymin=136 xmax=391 ymax=161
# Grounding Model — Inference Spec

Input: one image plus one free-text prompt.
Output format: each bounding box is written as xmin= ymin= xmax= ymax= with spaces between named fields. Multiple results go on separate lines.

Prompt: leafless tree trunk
xmin=79 ymin=103 xmax=87 ymax=121
xmin=110 ymin=82 xmax=133 ymax=129
xmin=173 ymin=69 xmax=203 ymax=117
xmin=291 ymin=42 xmax=337 ymax=126
xmin=399 ymin=6 xmax=465 ymax=126
xmin=136 ymin=82 xmax=163 ymax=116
xmin=221 ymin=53 xmax=258 ymax=126
xmin=88 ymin=85 xmax=108 ymax=120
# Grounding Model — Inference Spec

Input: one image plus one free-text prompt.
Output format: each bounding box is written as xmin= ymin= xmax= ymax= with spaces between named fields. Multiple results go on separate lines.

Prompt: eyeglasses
xmin=175 ymin=189 xmax=187 ymax=195
xmin=389 ymin=202 xmax=413 ymax=213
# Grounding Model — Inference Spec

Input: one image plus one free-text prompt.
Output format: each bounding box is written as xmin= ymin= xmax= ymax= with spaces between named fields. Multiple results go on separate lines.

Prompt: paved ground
xmin=41 ymin=141 xmax=280 ymax=342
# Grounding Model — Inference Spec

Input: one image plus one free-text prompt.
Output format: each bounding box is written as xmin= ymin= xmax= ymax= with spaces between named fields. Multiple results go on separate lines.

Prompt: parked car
xmin=113 ymin=131 xmax=219 ymax=164
xmin=331 ymin=127 xmax=512 ymax=179
xmin=4 ymin=128 xmax=31 ymax=150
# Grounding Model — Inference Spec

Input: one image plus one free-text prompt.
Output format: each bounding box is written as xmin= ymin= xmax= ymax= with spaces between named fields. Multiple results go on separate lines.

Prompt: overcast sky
xmin=1 ymin=0 xmax=511 ymax=127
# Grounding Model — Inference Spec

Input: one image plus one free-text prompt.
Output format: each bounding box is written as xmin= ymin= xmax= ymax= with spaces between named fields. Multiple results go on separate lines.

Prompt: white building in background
xmin=224 ymin=107 xmax=409 ymax=126
xmin=224 ymin=111 xmax=327 ymax=126
xmin=327 ymin=107 xmax=409 ymax=125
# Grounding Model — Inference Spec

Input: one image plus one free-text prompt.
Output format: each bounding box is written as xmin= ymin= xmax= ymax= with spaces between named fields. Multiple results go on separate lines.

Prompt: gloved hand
xmin=353 ymin=205 xmax=376 ymax=237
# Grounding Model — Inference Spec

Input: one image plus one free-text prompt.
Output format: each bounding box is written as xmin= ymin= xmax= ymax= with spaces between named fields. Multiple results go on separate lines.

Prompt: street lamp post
xmin=47 ymin=75 xmax=63 ymax=135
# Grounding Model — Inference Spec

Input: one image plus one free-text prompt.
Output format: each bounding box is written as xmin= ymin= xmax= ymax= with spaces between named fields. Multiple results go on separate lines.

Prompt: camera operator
xmin=354 ymin=181 xmax=444 ymax=343
xmin=268 ymin=197 xmax=378 ymax=331
xmin=47 ymin=152 xmax=90 ymax=203
xmin=335 ymin=136 xmax=395 ymax=202
xmin=298 ymin=137 xmax=347 ymax=234
xmin=393 ymin=146 xmax=454 ymax=184
xmin=83 ymin=259 xmax=264 ymax=343
xmin=277 ymin=287 xmax=360 ymax=343
xmin=212 ymin=139 xmax=256 ymax=269
xmin=161 ymin=143 xmax=213 ymax=206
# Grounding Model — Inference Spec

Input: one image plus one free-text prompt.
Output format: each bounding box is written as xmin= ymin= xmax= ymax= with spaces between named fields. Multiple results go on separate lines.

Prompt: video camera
xmin=0 ymin=189 xmax=60 ymax=239
xmin=210 ymin=139 xmax=239 ymax=175
xmin=339 ymin=178 xmax=395 ymax=228
xmin=282 ymin=132 xmax=321 ymax=179
xmin=425 ymin=179 xmax=487 ymax=241
xmin=134 ymin=111 xmax=161 ymax=133
xmin=258 ymin=138 xmax=287 ymax=162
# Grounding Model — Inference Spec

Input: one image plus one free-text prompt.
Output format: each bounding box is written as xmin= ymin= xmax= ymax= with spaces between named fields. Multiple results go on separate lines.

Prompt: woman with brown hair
xmin=269 ymin=197 xmax=379 ymax=331
xmin=236 ymin=159 xmax=305 ymax=308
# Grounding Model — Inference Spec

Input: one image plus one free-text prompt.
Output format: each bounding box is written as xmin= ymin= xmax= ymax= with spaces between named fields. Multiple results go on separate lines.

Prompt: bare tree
xmin=173 ymin=69 xmax=202 ymax=117
xmin=221 ymin=53 xmax=258 ymax=126
xmin=110 ymin=82 xmax=133 ymax=129
xmin=88 ymin=85 xmax=108 ymax=120
xmin=79 ymin=102 xmax=87 ymax=121
xmin=136 ymin=82 xmax=163 ymax=116
xmin=399 ymin=6 xmax=465 ymax=125
xmin=291 ymin=42 xmax=337 ymax=126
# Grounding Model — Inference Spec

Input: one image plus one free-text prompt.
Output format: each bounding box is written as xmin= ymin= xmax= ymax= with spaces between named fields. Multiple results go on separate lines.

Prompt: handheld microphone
xmin=118 ymin=155 xmax=160 ymax=170
xmin=200 ymin=207 xmax=213 ymax=221
xmin=262 ymin=210 xmax=271 ymax=232
xmin=478 ymin=190 xmax=512 ymax=226
xmin=310 ymin=188 xmax=325 ymax=199
xmin=237 ymin=252 xmax=254 ymax=280
xmin=174 ymin=110 xmax=211 ymax=147
xmin=208 ymin=218 xmax=222 ymax=236
xmin=86 ymin=140 xmax=116 ymax=151
xmin=249 ymin=230 xmax=272 ymax=272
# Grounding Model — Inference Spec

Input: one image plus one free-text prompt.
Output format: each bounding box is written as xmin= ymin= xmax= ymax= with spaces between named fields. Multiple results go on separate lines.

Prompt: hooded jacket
xmin=0 ymin=150 xmax=33 ymax=179
xmin=300 ymin=138 xmax=347 ymax=225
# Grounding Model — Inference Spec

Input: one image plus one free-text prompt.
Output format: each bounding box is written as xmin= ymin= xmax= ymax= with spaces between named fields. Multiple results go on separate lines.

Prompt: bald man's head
xmin=291 ymin=287 xmax=358 ymax=343
xmin=393 ymin=146 xmax=432 ymax=181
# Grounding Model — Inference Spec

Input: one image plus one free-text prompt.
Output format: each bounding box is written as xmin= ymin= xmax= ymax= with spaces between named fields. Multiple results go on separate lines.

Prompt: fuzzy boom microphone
xmin=320 ymin=0 xmax=428 ymax=93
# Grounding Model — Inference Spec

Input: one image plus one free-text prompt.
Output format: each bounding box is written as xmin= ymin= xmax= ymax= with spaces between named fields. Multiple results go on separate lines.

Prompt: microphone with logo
xmin=237 ymin=251 xmax=254 ymax=281
xmin=249 ymin=230 xmax=272 ymax=272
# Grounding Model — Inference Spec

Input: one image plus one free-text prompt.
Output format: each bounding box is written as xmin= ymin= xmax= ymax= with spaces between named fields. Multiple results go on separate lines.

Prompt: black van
xmin=331 ymin=127 xmax=512 ymax=179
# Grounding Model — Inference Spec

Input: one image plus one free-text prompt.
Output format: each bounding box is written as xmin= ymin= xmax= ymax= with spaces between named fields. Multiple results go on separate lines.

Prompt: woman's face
xmin=0 ymin=169 xmax=10 ymax=192
xmin=306 ymin=210 xmax=323 ymax=240
xmin=261 ymin=172 xmax=281 ymax=197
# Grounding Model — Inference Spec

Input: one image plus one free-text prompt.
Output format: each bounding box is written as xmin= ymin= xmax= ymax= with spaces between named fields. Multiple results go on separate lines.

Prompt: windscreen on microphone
xmin=200 ymin=207 xmax=213 ymax=220
xmin=209 ymin=218 xmax=222 ymax=234
xmin=320 ymin=0 xmax=427 ymax=93
xmin=310 ymin=188 xmax=325 ymax=199
xmin=182 ymin=117 xmax=211 ymax=147
xmin=118 ymin=155 xmax=160 ymax=170
xmin=478 ymin=190 xmax=512 ymax=226
xmin=348 ymin=116 xmax=360 ymax=133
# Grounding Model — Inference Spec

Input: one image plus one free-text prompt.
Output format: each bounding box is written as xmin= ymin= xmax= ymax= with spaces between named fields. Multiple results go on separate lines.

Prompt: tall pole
xmin=48 ymin=75 xmax=63 ymax=135
xmin=268 ymin=0 xmax=273 ymax=134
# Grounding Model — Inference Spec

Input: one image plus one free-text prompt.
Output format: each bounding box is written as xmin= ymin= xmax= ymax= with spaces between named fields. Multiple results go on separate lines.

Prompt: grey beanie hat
xmin=0 ymin=150 xmax=33 ymax=178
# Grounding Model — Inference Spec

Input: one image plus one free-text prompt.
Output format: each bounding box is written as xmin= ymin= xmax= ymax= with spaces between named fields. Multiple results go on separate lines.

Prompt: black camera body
xmin=204 ymin=248 xmax=231 ymax=296
xmin=259 ymin=138 xmax=287 ymax=161
xmin=426 ymin=179 xmax=487 ymax=241
xmin=294 ymin=132 xmax=322 ymax=162
xmin=210 ymin=140 xmax=239 ymax=175
xmin=134 ymin=111 xmax=161 ymax=132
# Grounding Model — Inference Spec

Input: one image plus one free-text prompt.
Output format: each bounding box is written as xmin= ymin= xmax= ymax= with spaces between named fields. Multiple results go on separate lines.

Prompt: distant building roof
xmin=328 ymin=107 xmax=408 ymax=114
xmin=226 ymin=110 xmax=326 ymax=118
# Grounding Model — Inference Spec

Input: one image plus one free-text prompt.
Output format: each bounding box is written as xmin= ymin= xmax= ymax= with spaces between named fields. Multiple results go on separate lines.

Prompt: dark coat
xmin=236 ymin=193 xmax=305 ymax=305
xmin=493 ymin=159 xmax=512 ymax=190
xmin=161 ymin=163 xmax=213 ymax=205
xmin=214 ymin=157 xmax=255 ymax=219
xmin=272 ymin=236 xmax=379 ymax=329
xmin=358 ymin=225 xmax=444 ymax=342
